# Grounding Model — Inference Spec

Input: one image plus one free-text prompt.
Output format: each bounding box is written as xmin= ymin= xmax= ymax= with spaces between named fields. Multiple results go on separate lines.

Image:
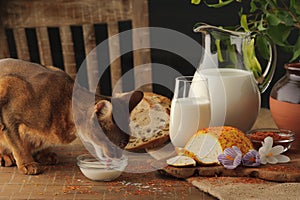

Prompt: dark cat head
xmin=75 ymin=90 xmax=143 ymax=158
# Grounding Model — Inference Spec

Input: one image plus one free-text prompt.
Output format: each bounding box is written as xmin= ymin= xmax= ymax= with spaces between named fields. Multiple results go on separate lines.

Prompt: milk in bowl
xmin=192 ymin=68 xmax=260 ymax=132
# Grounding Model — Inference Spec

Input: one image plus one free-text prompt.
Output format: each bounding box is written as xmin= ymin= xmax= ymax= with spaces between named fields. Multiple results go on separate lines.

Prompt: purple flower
xmin=217 ymin=146 xmax=242 ymax=169
xmin=242 ymin=150 xmax=261 ymax=167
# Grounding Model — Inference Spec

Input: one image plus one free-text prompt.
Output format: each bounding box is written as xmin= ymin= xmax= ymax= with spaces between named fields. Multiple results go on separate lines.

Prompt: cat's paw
xmin=35 ymin=151 xmax=59 ymax=165
xmin=0 ymin=153 xmax=16 ymax=167
xmin=19 ymin=162 xmax=42 ymax=175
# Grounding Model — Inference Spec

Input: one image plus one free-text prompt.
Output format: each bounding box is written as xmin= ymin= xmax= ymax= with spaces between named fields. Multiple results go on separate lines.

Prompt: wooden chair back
xmin=0 ymin=0 xmax=152 ymax=94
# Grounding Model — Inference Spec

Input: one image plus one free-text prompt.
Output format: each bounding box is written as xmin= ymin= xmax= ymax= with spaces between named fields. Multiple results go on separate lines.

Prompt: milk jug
xmin=192 ymin=23 xmax=277 ymax=132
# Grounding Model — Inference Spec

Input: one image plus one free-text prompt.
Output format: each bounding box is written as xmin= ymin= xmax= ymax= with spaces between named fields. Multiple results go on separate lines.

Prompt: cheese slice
xmin=166 ymin=155 xmax=196 ymax=167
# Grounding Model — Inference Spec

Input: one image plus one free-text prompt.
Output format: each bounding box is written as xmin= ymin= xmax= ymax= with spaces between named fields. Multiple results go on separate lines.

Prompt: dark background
xmin=148 ymin=0 xmax=292 ymax=108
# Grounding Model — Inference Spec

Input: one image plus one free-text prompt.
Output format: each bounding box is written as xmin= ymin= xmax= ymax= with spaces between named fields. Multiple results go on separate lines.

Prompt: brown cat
xmin=0 ymin=58 xmax=143 ymax=175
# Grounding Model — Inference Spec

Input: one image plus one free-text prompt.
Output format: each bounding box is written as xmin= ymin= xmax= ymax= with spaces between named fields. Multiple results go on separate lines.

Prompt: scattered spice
xmin=230 ymin=177 xmax=267 ymax=184
xmin=262 ymin=164 xmax=300 ymax=172
xmin=249 ymin=131 xmax=289 ymax=141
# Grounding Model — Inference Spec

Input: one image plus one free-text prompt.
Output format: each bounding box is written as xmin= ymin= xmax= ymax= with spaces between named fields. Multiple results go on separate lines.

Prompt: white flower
xmin=258 ymin=136 xmax=290 ymax=164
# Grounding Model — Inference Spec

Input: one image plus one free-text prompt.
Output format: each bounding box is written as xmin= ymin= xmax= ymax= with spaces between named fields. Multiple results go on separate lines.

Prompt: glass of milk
xmin=170 ymin=76 xmax=211 ymax=148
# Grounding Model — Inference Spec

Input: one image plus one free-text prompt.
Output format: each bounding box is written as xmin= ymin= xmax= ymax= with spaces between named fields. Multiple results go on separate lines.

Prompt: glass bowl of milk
xmin=77 ymin=154 xmax=128 ymax=181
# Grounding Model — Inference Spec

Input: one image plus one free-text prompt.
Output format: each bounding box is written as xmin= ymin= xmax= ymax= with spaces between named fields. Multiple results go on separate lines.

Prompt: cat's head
xmin=80 ymin=91 xmax=143 ymax=158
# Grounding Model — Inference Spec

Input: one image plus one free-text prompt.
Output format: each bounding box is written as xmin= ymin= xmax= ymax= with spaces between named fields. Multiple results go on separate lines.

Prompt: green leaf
xmin=262 ymin=0 xmax=270 ymax=11
xmin=290 ymin=37 xmax=300 ymax=61
xmin=215 ymin=39 xmax=224 ymax=62
xmin=266 ymin=13 xmax=282 ymax=26
xmin=265 ymin=0 xmax=277 ymax=9
xmin=291 ymin=0 xmax=300 ymax=15
xmin=204 ymin=0 xmax=235 ymax=8
xmin=240 ymin=15 xmax=250 ymax=32
xmin=277 ymin=11 xmax=294 ymax=26
xmin=256 ymin=35 xmax=270 ymax=60
xmin=250 ymin=1 xmax=257 ymax=13
xmin=227 ymin=42 xmax=238 ymax=68
xmin=291 ymin=50 xmax=300 ymax=62
xmin=191 ymin=0 xmax=201 ymax=5
xmin=291 ymin=0 xmax=294 ymax=7
xmin=266 ymin=25 xmax=291 ymax=46
xmin=243 ymin=39 xmax=262 ymax=78
xmin=257 ymin=17 xmax=267 ymax=31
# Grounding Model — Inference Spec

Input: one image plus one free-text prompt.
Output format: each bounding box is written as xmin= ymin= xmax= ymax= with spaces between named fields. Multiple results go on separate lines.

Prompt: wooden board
xmin=152 ymin=148 xmax=300 ymax=182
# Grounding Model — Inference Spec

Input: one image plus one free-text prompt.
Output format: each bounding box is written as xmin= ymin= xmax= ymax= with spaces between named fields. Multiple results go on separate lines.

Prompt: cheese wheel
xmin=184 ymin=126 xmax=253 ymax=165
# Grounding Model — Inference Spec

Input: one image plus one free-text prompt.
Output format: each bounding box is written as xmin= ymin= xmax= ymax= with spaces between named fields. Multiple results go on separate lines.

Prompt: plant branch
xmin=279 ymin=0 xmax=300 ymax=29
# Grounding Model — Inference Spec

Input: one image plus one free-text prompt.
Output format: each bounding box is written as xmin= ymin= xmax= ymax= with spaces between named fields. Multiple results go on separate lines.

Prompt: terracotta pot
xmin=270 ymin=63 xmax=300 ymax=149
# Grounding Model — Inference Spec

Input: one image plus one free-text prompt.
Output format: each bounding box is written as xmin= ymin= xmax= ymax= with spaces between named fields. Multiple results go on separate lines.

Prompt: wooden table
xmin=0 ymin=109 xmax=281 ymax=199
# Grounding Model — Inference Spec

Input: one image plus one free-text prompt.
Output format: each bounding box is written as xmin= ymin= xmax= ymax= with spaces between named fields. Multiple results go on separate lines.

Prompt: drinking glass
xmin=170 ymin=76 xmax=211 ymax=148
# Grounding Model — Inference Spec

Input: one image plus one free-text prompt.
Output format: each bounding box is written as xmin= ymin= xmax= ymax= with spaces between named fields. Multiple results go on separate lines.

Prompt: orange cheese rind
xmin=184 ymin=126 xmax=253 ymax=165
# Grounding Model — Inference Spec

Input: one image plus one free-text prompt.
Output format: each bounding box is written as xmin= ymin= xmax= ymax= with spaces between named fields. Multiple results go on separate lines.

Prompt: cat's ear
xmin=94 ymin=100 xmax=112 ymax=120
xmin=128 ymin=90 xmax=144 ymax=112
xmin=116 ymin=90 xmax=144 ymax=113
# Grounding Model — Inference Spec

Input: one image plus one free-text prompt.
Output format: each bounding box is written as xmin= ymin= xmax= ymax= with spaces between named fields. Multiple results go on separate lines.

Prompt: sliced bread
xmin=126 ymin=92 xmax=170 ymax=151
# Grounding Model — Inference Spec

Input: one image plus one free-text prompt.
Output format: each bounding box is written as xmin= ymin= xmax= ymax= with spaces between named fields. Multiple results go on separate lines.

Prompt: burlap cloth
xmin=188 ymin=177 xmax=300 ymax=200
xmin=187 ymin=109 xmax=300 ymax=200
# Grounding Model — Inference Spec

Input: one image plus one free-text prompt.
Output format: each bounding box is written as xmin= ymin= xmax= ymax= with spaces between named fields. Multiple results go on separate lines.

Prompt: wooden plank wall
xmin=0 ymin=0 xmax=151 ymax=93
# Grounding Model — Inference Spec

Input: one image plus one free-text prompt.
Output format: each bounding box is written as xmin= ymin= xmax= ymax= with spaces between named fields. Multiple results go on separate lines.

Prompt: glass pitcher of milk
xmin=192 ymin=23 xmax=277 ymax=132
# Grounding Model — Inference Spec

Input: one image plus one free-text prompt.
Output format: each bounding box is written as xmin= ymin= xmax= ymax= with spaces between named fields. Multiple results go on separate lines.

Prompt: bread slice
xmin=126 ymin=92 xmax=170 ymax=151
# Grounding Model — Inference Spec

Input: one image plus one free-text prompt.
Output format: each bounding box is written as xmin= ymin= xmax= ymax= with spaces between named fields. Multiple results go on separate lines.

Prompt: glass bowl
xmin=247 ymin=128 xmax=295 ymax=152
xmin=77 ymin=154 xmax=128 ymax=181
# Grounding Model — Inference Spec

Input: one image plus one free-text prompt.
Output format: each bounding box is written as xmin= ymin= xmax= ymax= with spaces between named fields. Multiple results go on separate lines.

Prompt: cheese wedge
xmin=166 ymin=155 xmax=196 ymax=167
xmin=184 ymin=126 xmax=253 ymax=165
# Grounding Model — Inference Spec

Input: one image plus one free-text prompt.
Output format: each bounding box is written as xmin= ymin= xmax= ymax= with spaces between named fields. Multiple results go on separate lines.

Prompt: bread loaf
xmin=126 ymin=92 xmax=170 ymax=151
